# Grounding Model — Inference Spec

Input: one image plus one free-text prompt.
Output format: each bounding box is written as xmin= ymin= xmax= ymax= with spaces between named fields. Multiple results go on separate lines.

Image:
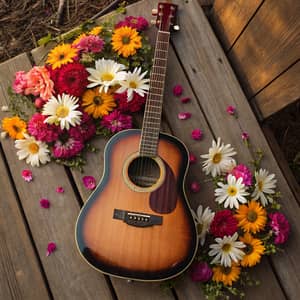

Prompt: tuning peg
xmin=150 ymin=19 xmax=158 ymax=25
xmin=152 ymin=8 xmax=158 ymax=16
xmin=173 ymin=25 xmax=180 ymax=31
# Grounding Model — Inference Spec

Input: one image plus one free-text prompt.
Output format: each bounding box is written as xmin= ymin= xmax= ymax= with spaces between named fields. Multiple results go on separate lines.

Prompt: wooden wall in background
xmin=211 ymin=0 xmax=300 ymax=120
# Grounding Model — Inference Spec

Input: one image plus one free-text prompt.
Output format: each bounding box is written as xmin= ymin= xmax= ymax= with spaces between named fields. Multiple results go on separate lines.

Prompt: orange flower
xmin=2 ymin=116 xmax=27 ymax=139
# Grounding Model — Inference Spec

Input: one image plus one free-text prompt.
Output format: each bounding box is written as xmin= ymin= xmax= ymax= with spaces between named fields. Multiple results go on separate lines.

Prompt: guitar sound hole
xmin=127 ymin=157 xmax=161 ymax=188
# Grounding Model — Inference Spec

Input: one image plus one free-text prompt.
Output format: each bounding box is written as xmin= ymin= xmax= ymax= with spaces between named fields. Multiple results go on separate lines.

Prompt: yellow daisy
xmin=212 ymin=263 xmax=241 ymax=286
xmin=239 ymin=233 xmax=265 ymax=267
xmin=1 ymin=116 xmax=27 ymax=139
xmin=82 ymin=87 xmax=116 ymax=118
xmin=46 ymin=43 xmax=78 ymax=69
xmin=111 ymin=26 xmax=142 ymax=57
xmin=235 ymin=200 xmax=267 ymax=234
xmin=89 ymin=26 xmax=102 ymax=35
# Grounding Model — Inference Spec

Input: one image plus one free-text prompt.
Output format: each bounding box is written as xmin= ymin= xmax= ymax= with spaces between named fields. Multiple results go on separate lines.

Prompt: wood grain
xmin=0 ymin=149 xmax=50 ymax=300
xmin=227 ymin=0 xmax=300 ymax=97
xmin=211 ymin=0 xmax=262 ymax=51
xmin=171 ymin=0 xmax=300 ymax=298
xmin=252 ymin=61 xmax=300 ymax=118
xmin=0 ymin=54 xmax=113 ymax=300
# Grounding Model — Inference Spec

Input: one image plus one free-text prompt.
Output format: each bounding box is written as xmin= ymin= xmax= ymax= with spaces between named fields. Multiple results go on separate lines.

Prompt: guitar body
xmin=76 ymin=129 xmax=198 ymax=281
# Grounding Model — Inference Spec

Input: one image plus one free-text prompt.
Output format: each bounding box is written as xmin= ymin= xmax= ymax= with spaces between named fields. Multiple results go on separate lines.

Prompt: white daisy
xmin=201 ymin=138 xmax=237 ymax=177
xmin=208 ymin=232 xmax=245 ymax=267
xmin=116 ymin=67 xmax=150 ymax=101
xmin=86 ymin=58 xmax=127 ymax=93
xmin=15 ymin=134 xmax=50 ymax=167
xmin=42 ymin=93 xmax=82 ymax=130
xmin=192 ymin=204 xmax=215 ymax=246
xmin=215 ymin=174 xmax=249 ymax=209
xmin=252 ymin=169 xmax=277 ymax=206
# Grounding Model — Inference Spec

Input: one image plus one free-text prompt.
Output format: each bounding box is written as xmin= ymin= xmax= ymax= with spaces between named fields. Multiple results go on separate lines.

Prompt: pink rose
xmin=24 ymin=66 xmax=54 ymax=100
xmin=13 ymin=71 xmax=27 ymax=94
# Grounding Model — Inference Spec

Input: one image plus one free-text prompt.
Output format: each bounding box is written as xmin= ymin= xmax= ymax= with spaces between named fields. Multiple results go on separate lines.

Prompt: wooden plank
xmin=228 ymin=0 xmax=300 ymax=97
xmin=0 ymin=54 xmax=113 ymax=299
xmin=252 ymin=61 xmax=300 ymax=118
xmin=211 ymin=0 xmax=262 ymax=51
xmin=171 ymin=0 xmax=300 ymax=298
xmin=0 ymin=149 xmax=50 ymax=300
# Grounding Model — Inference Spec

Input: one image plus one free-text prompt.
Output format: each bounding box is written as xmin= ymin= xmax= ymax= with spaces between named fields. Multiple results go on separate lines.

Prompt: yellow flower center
xmin=212 ymin=152 xmax=222 ymax=164
xmin=222 ymin=243 xmax=232 ymax=253
xmin=122 ymin=36 xmax=131 ymax=44
xmin=93 ymin=96 xmax=103 ymax=105
xmin=129 ymin=81 xmax=137 ymax=89
xmin=28 ymin=142 xmax=39 ymax=154
xmin=227 ymin=186 xmax=237 ymax=196
xmin=258 ymin=180 xmax=263 ymax=191
xmin=244 ymin=243 xmax=253 ymax=255
xmin=197 ymin=223 xmax=203 ymax=235
xmin=56 ymin=106 xmax=69 ymax=118
xmin=59 ymin=53 xmax=65 ymax=60
xmin=101 ymin=73 xmax=114 ymax=82
xmin=247 ymin=210 xmax=258 ymax=222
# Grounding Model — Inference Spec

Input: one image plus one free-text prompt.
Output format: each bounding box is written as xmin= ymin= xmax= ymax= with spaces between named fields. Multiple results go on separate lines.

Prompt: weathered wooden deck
xmin=0 ymin=1 xmax=299 ymax=299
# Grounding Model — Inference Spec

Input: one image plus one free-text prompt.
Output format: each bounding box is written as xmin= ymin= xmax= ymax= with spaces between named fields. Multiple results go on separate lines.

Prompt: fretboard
xmin=139 ymin=30 xmax=170 ymax=157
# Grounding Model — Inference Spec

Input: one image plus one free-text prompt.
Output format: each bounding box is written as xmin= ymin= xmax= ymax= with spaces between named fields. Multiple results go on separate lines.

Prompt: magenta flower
xmin=101 ymin=110 xmax=132 ymax=133
xmin=269 ymin=212 xmax=290 ymax=245
xmin=190 ymin=181 xmax=200 ymax=193
xmin=226 ymin=105 xmax=236 ymax=115
xmin=228 ymin=164 xmax=252 ymax=186
xmin=190 ymin=262 xmax=213 ymax=282
xmin=115 ymin=16 xmax=149 ymax=31
xmin=46 ymin=242 xmax=56 ymax=256
xmin=83 ymin=176 xmax=96 ymax=190
xmin=178 ymin=112 xmax=192 ymax=120
xmin=13 ymin=71 xmax=27 ymax=94
xmin=22 ymin=169 xmax=33 ymax=182
xmin=52 ymin=136 xmax=84 ymax=158
xmin=181 ymin=97 xmax=190 ymax=103
xmin=28 ymin=113 xmax=60 ymax=143
xmin=69 ymin=112 xmax=96 ymax=142
xmin=242 ymin=131 xmax=249 ymax=141
xmin=74 ymin=35 xmax=104 ymax=53
xmin=40 ymin=198 xmax=50 ymax=209
xmin=191 ymin=128 xmax=203 ymax=140
xmin=173 ymin=84 xmax=183 ymax=96
xmin=189 ymin=153 xmax=197 ymax=164
xmin=56 ymin=186 xmax=64 ymax=193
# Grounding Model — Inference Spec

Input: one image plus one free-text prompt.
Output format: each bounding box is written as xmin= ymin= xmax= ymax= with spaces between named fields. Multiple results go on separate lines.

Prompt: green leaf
xmin=37 ymin=33 xmax=52 ymax=46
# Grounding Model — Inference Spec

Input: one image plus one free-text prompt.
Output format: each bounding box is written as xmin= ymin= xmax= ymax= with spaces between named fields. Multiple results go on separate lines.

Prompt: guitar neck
xmin=139 ymin=30 xmax=170 ymax=157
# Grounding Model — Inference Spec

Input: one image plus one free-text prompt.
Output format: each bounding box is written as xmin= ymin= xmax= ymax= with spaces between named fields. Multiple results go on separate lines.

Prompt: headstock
xmin=151 ymin=2 xmax=179 ymax=32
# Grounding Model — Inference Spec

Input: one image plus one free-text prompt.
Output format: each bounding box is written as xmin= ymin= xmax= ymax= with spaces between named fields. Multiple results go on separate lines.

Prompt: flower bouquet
xmin=1 ymin=14 xmax=153 ymax=170
xmin=188 ymin=138 xmax=290 ymax=299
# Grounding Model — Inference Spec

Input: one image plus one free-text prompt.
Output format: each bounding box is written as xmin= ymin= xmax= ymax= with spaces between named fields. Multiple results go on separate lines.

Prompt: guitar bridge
xmin=113 ymin=209 xmax=163 ymax=227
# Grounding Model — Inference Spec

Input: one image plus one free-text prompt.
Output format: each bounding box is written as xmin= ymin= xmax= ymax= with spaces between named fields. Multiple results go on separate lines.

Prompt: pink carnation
xmin=24 ymin=66 xmax=54 ymax=100
xmin=82 ymin=176 xmax=96 ymax=190
xmin=269 ymin=212 xmax=290 ymax=245
xmin=74 ymin=35 xmax=104 ymax=53
xmin=116 ymin=16 xmax=149 ymax=31
xmin=228 ymin=164 xmax=252 ymax=186
xmin=101 ymin=110 xmax=132 ymax=133
xmin=28 ymin=113 xmax=60 ymax=143
xmin=40 ymin=198 xmax=50 ymax=209
xmin=22 ymin=169 xmax=33 ymax=182
xmin=56 ymin=186 xmax=64 ymax=193
xmin=191 ymin=128 xmax=203 ymax=140
xmin=46 ymin=242 xmax=56 ymax=256
xmin=226 ymin=105 xmax=236 ymax=115
xmin=13 ymin=71 xmax=27 ymax=94
xmin=178 ymin=112 xmax=191 ymax=120
xmin=115 ymin=92 xmax=146 ymax=113
xmin=173 ymin=84 xmax=183 ymax=96
xmin=242 ymin=131 xmax=250 ymax=141
xmin=52 ymin=136 xmax=84 ymax=158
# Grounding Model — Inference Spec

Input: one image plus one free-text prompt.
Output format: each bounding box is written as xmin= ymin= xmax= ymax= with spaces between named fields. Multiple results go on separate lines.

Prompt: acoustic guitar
xmin=75 ymin=1 xmax=198 ymax=281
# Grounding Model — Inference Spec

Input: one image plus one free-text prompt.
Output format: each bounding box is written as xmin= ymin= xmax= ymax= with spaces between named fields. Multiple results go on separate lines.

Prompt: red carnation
xmin=210 ymin=210 xmax=238 ymax=238
xmin=115 ymin=91 xmax=146 ymax=113
xmin=54 ymin=63 xmax=88 ymax=97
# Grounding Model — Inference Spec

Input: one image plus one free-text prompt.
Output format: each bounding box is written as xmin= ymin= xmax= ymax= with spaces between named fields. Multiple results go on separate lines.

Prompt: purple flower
xmin=269 ymin=212 xmax=290 ymax=245
xmin=229 ymin=164 xmax=252 ymax=186
xmin=115 ymin=16 xmax=149 ymax=31
xmin=40 ymin=198 xmax=50 ymax=209
xmin=191 ymin=128 xmax=203 ymax=140
xmin=190 ymin=262 xmax=213 ymax=282
xmin=226 ymin=105 xmax=236 ymax=115
xmin=101 ymin=110 xmax=132 ymax=133
xmin=173 ymin=84 xmax=183 ymax=96
xmin=46 ymin=242 xmax=56 ymax=256
xmin=190 ymin=181 xmax=200 ymax=193
xmin=83 ymin=176 xmax=96 ymax=190
xmin=178 ymin=112 xmax=191 ymax=120
xmin=22 ymin=169 xmax=33 ymax=182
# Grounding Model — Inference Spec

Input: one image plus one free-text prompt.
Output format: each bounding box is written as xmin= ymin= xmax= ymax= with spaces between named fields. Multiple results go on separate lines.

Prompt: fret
xmin=152 ymin=66 xmax=166 ymax=71
xmin=154 ymin=57 xmax=168 ymax=61
xmin=149 ymin=88 xmax=163 ymax=94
